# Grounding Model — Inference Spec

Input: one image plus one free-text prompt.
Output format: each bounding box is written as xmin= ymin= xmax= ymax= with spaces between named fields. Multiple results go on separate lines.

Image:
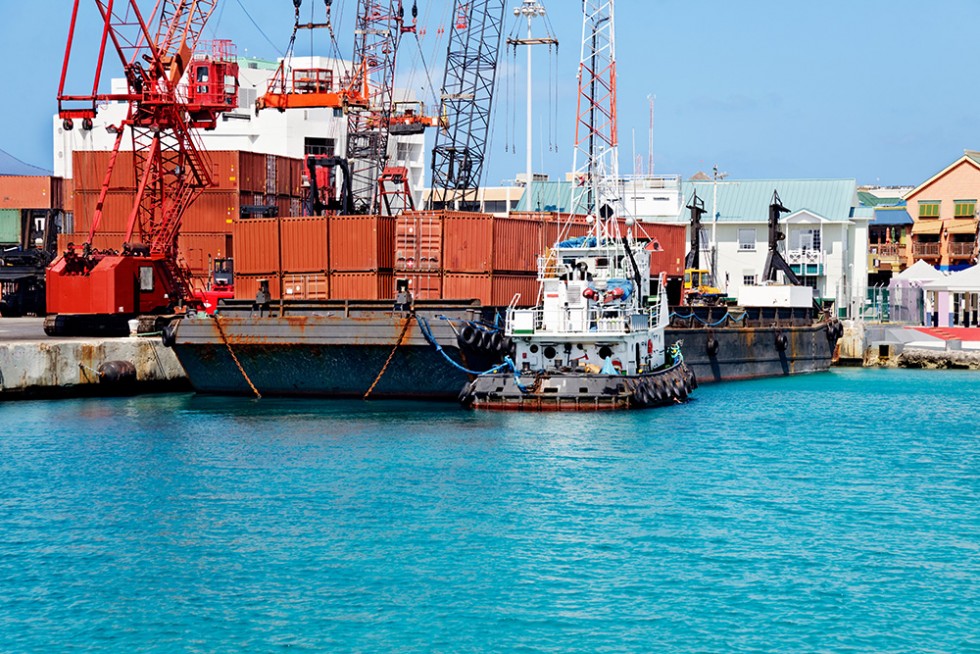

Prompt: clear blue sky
xmin=5 ymin=0 xmax=979 ymax=188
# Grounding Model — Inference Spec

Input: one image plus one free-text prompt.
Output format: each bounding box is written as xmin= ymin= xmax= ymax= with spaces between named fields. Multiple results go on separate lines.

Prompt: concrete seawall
xmin=0 ymin=319 xmax=188 ymax=398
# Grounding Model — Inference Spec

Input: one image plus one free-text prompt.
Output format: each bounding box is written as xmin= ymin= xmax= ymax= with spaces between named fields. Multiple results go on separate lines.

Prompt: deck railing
xmin=949 ymin=241 xmax=976 ymax=257
xmin=912 ymin=242 xmax=940 ymax=257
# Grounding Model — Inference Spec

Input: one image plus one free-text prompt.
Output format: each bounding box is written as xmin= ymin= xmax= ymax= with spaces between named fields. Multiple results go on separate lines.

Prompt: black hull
xmin=168 ymin=302 xmax=838 ymax=399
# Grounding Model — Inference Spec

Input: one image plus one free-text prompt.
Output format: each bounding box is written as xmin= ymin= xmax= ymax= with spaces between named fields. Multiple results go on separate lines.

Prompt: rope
xmin=669 ymin=310 xmax=746 ymax=327
xmin=415 ymin=315 xmax=512 ymax=376
xmin=363 ymin=315 xmax=413 ymax=399
xmin=214 ymin=316 xmax=261 ymax=399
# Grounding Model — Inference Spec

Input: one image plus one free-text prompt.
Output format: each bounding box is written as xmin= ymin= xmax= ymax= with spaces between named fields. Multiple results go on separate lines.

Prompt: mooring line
xmin=214 ymin=316 xmax=261 ymax=399
xmin=364 ymin=315 xmax=413 ymax=400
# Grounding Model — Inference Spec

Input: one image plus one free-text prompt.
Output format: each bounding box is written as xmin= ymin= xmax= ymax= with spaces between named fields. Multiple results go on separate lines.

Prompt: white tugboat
xmin=459 ymin=219 xmax=697 ymax=410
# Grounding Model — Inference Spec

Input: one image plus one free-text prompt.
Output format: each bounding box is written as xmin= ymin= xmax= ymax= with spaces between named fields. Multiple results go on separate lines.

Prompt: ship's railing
xmin=506 ymin=304 xmax=653 ymax=337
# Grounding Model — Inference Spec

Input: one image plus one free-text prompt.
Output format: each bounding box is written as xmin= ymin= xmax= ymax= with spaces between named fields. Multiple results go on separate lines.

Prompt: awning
xmin=946 ymin=218 xmax=978 ymax=235
xmin=912 ymin=220 xmax=942 ymax=235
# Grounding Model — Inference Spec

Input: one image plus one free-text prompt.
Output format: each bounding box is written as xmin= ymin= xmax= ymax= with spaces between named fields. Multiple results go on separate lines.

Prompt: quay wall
xmin=0 ymin=337 xmax=187 ymax=398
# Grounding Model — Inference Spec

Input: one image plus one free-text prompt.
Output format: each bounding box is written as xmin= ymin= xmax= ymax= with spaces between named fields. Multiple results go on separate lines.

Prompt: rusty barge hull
xmin=169 ymin=301 xmax=498 ymax=399
xmin=665 ymin=305 xmax=838 ymax=383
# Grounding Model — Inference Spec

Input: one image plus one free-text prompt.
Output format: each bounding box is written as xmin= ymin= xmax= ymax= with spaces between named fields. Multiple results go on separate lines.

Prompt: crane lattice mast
xmin=570 ymin=0 xmax=625 ymax=242
xmin=428 ymin=0 xmax=506 ymax=211
xmin=345 ymin=0 xmax=403 ymax=214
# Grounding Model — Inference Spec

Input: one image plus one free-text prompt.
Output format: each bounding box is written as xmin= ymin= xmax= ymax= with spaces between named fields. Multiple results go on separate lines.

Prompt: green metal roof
xmin=679 ymin=178 xmax=858 ymax=223
xmin=857 ymin=191 xmax=904 ymax=207
xmin=514 ymin=181 xmax=590 ymax=214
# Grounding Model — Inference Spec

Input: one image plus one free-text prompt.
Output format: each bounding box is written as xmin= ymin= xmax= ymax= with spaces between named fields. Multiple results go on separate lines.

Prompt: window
xmin=738 ymin=228 xmax=756 ymax=251
xmin=954 ymin=200 xmax=976 ymax=217
xmin=919 ymin=201 xmax=940 ymax=218
xmin=743 ymin=272 xmax=757 ymax=286
xmin=304 ymin=137 xmax=335 ymax=157
xmin=483 ymin=200 xmax=508 ymax=213
xmin=793 ymin=228 xmax=822 ymax=251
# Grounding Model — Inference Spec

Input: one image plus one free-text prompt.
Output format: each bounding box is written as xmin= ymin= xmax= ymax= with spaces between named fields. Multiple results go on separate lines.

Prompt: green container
xmin=0 ymin=208 xmax=21 ymax=245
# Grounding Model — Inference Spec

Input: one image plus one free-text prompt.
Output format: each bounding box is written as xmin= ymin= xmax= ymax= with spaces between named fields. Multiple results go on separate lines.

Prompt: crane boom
xmin=46 ymin=0 xmax=238 ymax=336
xmin=428 ymin=0 xmax=506 ymax=211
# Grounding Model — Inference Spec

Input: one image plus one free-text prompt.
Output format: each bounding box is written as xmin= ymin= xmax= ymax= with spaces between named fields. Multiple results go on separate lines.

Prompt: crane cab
xmin=185 ymin=40 xmax=239 ymax=129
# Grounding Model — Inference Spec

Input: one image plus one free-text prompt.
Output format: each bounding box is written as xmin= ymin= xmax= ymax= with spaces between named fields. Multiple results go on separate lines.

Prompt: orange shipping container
xmin=330 ymin=271 xmax=395 ymax=300
xmin=396 ymin=211 xmax=444 ymax=273
xmin=72 ymin=190 xmax=137 ymax=234
xmin=233 ymin=216 xmax=329 ymax=275
xmin=443 ymin=272 xmax=492 ymax=304
xmin=179 ymin=233 xmax=233 ymax=274
xmin=181 ymin=190 xmax=240 ymax=233
xmin=491 ymin=273 xmax=539 ymax=307
xmin=492 ymin=216 xmax=544 ymax=272
xmin=442 ymin=212 xmax=493 ymax=273
xmin=329 ymin=215 xmax=395 ymax=271
xmin=401 ymin=273 xmax=443 ymax=301
xmin=72 ymin=151 xmax=136 ymax=191
xmin=0 ymin=176 xmax=61 ymax=210
xmin=641 ymin=222 xmax=687 ymax=278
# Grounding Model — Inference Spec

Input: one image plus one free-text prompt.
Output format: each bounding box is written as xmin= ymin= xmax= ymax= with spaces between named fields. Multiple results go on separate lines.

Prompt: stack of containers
xmin=233 ymin=215 xmax=330 ymax=300
xmin=0 ymin=175 xmax=64 ymax=247
xmin=63 ymin=150 xmax=307 ymax=279
xmin=328 ymin=215 xmax=396 ymax=300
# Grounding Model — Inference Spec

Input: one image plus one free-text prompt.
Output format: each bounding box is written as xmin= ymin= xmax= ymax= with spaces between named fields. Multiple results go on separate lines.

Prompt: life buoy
xmin=706 ymin=337 xmax=719 ymax=356
xmin=776 ymin=333 xmax=788 ymax=351
xmin=460 ymin=325 xmax=480 ymax=348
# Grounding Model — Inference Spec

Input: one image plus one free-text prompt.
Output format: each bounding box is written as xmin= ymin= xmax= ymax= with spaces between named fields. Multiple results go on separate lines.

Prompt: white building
xmin=512 ymin=176 xmax=871 ymax=316
xmin=52 ymin=55 xmax=427 ymax=205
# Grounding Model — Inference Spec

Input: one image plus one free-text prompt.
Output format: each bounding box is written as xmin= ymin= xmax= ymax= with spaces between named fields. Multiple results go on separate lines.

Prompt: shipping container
xmin=492 ymin=216 xmax=544 ymax=273
xmin=233 ymin=216 xmax=329 ymax=275
xmin=239 ymin=151 xmax=267 ymax=194
xmin=443 ymin=272 xmax=492 ymax=304
xmin=72 ymin=191 xmax=138 ymax=234
xmin=178 ymin=233 xmax=233 ymax=275
xmin=329 ymin=215 xmax=395 ymax=271
xmin=491 ymin=273 xmax=539 ymax=307
xmin=442 ymin=212 xmax=493 ymax=273
xmin=0 ymin=176 xmax=61 ymax=210
xmin=181 ymin=190 xmax=240 ymax=232
xmin=61 ymin=177 xmax=75 ymax=213
xmin=73 ymin=151 xmax=136 ymax=191
xmin=330 ymin=271 xmax=395 ymax=300
xmin=235 ymin=272 xmax=331 ymax=301
xmin=400 ymin=272 xmax=442 ymax=301
xmin=640 ymin=222 xmax=687 ymax=277
xmin=0 ymin=208 xmax=22 ymax=244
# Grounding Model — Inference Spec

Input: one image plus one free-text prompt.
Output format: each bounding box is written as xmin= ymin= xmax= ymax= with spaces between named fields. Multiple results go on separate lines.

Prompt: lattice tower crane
xmin=427 ymin=0 xmax=507 ymax=211
xmin=46 ymin=0 xmax=237 ymax=336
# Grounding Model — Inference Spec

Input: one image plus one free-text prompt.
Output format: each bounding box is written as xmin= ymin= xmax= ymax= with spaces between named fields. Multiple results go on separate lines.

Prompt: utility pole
xmin=711 ymin=164 xmax=727 ymax=282
xmin=507 ymin=0 xmax=556 ymax=190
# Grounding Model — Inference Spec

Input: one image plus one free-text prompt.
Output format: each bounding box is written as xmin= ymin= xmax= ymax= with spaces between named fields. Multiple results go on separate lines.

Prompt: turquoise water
xmin=1 ymin=368 xmax=978 ymax=652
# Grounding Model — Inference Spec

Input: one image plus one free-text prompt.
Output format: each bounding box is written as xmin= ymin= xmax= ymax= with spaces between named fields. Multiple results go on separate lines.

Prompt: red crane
xmin=46 ymin=0 xmax=237 ymax=336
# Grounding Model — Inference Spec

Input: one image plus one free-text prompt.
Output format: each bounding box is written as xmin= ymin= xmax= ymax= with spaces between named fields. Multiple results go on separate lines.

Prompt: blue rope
xmin=669 ymin=310 xmax=746 ymax=327
xmin=415 ymin=315 xmax=511 ymax=376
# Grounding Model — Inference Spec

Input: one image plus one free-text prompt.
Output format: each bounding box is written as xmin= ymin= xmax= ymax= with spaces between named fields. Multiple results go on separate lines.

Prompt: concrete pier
xmin=0 ymin=318 xmax=188 ymax=399
xmin=841 ymin=321 xmax=980 ymax=370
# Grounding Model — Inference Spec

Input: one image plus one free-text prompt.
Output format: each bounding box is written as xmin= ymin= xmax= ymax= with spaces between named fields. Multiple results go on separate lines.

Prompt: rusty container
xmin=443 ymin=272 xmax=492 ymax=304
xmin=285 ymin=157 xmax=305 ymax=197
xmin=182 ymin=190 xmax=239 ymax=233
xmin=72 ymin=151 xmax=136 ymax=191
xmin=234 ymin=216 xmax=329 ymax=275
xmin=641 ymin=222 xmax=687 ymax=277
xmin=492 ymin=215 xmax=544 ymax=273
xmin=178 ymin=233 xmax=233 ymax=275
xmin=72 ymin=190 xmax=137 ymax=234
xmin=282 ymin=272 xmax=330 ymax=300
xmin=491 ymin=273 xmax=539 ymax=307
xmin=328 ymin=215 xmax=395 ymax=271
xmin=60 ymin=177 xmax=74 ymax=212
xmin=238 ymin=152 xmax=268 ymax=194
xmin=232 ymin=218 xmax=279 ymax=275
xmin=401 ymin=272 xmax=443 ymax=301
xmin=330 ymin=271 xmax=395 ymax=300
xmin=442 ymin=211 xmax=493 ymax=273
xmin=234 ymin=273 xmax=278 ymax=301
xmin=0 ymin=176 xmax=62 ymax=209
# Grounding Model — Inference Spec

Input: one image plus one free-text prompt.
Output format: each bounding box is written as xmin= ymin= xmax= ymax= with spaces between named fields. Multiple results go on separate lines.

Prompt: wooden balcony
xmin=912 ymin=242 xmax=940 ymax=258
xmin=869 ymin=242 xmax=903 ymax=258
xmin=949 ymin=241 xmax=976 ymax=258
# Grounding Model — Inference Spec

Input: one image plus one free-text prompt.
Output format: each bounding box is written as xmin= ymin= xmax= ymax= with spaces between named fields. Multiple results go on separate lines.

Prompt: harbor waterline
xmin=1 ymin=368 xmax=978 ymax=651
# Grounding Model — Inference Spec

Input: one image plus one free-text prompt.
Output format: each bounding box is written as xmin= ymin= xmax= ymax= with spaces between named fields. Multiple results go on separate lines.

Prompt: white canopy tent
xmin=921 ymin=264 xmax=980 ymax=327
